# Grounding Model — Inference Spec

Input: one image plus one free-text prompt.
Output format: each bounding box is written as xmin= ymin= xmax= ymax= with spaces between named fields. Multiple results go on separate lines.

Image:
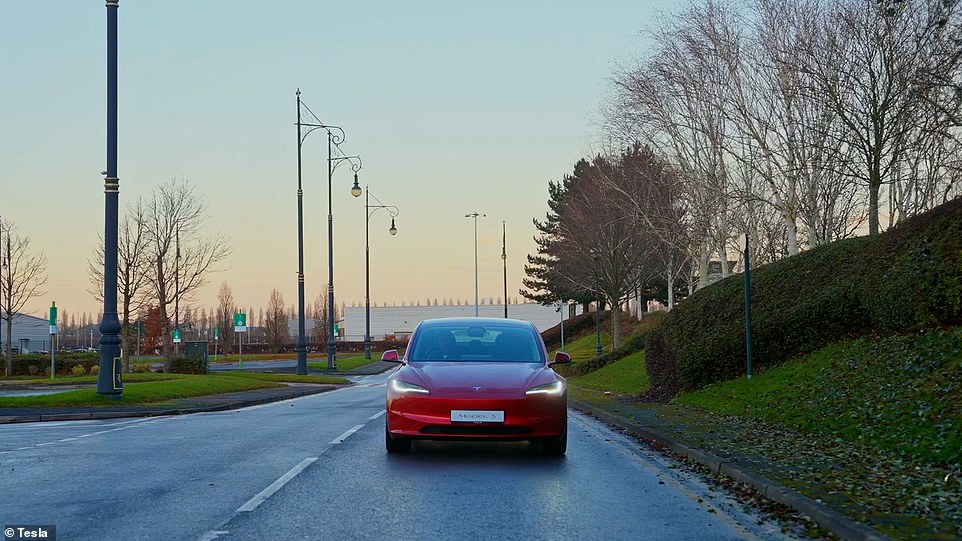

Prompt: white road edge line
xmin=236 ymin=457 xmax=318 ymax=513
xmin=368 ymin=410 xmax=386 ymax=420
xmin=197 ymin=529 xmax=229 ymax=541
xmin=330 ymin=424 xmax=365 ymax=445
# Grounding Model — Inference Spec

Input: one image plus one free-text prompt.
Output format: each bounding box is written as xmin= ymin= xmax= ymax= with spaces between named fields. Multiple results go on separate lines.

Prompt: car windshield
xmin=408 ymin=323 xmax=544 ymax=362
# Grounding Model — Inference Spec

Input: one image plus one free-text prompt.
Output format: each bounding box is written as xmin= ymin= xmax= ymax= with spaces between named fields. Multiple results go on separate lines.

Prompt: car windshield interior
xmin=409 ymin=324 xmax=543 ymax=362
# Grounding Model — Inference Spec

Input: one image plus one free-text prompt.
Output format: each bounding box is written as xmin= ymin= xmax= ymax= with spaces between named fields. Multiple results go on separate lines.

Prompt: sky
xmin=2 ymin=0 xmax=668 ymax=322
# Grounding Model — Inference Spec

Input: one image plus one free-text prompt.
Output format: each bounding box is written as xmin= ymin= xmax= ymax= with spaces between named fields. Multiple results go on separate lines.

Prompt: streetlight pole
xmin=328 ymin=145 xmax=363 ymax=369
xmin=294 ymin=92 xmax=362 ymax=372
xmin=502 ymin=220 xmax=508 ymax=319
xmin=363 ymin=187 xmax=398 ymax=360
xmin=465 ymin=212 xmax=485 ymax=317
xmin=96 ymin=0 xmax=122 ymax=398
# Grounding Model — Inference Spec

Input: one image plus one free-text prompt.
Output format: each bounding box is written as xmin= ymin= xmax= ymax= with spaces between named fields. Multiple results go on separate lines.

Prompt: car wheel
xmin=385 ymin=422 xmax=411 ymax=454
xmin=541 ymin=430 xmax=567 ymax=457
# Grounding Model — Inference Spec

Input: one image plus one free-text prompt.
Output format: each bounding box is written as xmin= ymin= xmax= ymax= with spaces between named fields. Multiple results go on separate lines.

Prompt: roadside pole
xmin=744 ymin=234 xmax=753 ymax=380
xmin=49 ymin=302 xmax=58 ymax=379
xmin=234 ymin=312 xmax=247 ymax=370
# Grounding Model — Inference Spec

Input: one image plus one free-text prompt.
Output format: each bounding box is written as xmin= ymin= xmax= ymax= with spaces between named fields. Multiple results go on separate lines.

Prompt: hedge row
xmin=541 ymin=310 xmax=605 ymax=350
xmin=2 ymin=352 xmax=100 ymax=377
xmin=646 ymin=196 xmax=962 ymax=398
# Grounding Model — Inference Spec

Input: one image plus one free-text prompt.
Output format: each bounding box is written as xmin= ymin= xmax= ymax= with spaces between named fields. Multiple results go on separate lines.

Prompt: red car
xmin=382 ymin=317 xmax=571 ymax=456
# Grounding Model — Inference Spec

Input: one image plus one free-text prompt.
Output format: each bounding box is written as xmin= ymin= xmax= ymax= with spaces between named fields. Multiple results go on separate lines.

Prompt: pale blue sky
xmin=2 ymin=1 xmax=668 ymax=321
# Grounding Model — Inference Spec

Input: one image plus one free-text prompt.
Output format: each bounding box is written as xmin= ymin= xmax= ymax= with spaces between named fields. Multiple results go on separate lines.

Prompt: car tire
xmin=385 ymin=422 xmax=412 ymax=454
xmin=541 ymin=430 xmax=567 ymax=457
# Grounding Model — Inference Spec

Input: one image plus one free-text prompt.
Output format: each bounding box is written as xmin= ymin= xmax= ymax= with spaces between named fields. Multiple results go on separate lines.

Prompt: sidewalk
xmin=571 ymin=390 xmax=958 ymax=541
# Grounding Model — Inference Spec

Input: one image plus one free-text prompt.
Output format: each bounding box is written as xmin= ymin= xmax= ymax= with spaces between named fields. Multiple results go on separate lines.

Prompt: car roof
xmin=416 ymin=317 xmax=535 ymax=329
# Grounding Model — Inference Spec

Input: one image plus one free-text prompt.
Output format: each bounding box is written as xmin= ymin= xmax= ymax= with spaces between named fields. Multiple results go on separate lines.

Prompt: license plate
xmin=451 ymin=410 xmax=505 ymax=423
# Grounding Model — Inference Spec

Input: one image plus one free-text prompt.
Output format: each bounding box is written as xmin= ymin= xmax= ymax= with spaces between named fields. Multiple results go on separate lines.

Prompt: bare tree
xmin=553 ymin=154 xmax=652 ymax=348
xmin=87 ymin=198 xmax=150 ymax=372
xmin=142 ymin=179 xmax=231 ymax=364
xmin=216 ymin=282 xmax=236 ymax=354
xmin=311 ymin=289 xmax=328 ymax=345
xmin=0 ymin=219 xmax=47 ymax=375
xmin=263 ymin=289 xmax=289 ymax=353
xmin=788 ymin=0 xmax=962 ymax=234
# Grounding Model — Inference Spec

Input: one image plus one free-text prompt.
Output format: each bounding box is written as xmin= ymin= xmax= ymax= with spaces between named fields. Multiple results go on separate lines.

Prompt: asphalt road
xmin=0 ymin=372 xmax=799 ymax=541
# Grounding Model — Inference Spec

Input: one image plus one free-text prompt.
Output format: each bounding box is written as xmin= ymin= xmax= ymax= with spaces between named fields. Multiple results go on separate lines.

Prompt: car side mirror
xmin=550 ymin=351 xmax=571 ymax=365
xmin=381 ymin=349 xmax=401 ymax=363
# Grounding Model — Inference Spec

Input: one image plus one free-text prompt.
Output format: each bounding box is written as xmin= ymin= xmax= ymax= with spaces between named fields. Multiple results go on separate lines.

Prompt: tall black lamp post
xmin=328 ymin=152 xmax=363 ymax=369
xmin=362 ymin=187 xmax=398 ymax=360
xmin=294 ymin=91 xmax=362 ymax=373
xmin=97 ymin=0 xmax=122 ymax=398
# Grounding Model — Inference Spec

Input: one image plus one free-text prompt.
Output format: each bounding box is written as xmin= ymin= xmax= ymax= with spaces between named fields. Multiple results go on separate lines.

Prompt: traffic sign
xmin=173 ymin=329 xmax=182 ymax=343
xmin=49 ymin=302 xmax=58 ymax=335
xmin=234 ymin=312 xmax=247 ymax=333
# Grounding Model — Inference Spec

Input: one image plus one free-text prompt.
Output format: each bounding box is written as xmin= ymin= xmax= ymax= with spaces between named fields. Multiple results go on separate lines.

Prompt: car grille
xmin=420 ymin=426 xmax=534 ymax=436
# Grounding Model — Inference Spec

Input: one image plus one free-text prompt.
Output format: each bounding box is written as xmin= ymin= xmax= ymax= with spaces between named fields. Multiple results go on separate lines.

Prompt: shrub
xmin=645 ymin=196 xmax=962 ymax=399
xmin=166 ymin=356 xmax=207 ymax=375
xmin=132 ymin=362 xmax=152 ymax=373
xmin=89 ymin=365 xmax=100 ymax=375
xmin=71 ymin=364 xmax=87 ymax=376
xmin=27 ymin=364 xmax=39 ymax=376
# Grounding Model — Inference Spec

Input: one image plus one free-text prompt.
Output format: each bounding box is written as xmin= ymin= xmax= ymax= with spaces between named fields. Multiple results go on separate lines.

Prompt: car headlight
xmin=525 ymin=381 xmax=565 ymax=396
xmin=390 ymin=379 xmax=430 ymax=395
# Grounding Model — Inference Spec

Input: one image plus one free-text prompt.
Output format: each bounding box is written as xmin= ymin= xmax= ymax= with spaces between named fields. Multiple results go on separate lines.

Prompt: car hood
xmin=401 ymin=362 xmax=554 ymax=397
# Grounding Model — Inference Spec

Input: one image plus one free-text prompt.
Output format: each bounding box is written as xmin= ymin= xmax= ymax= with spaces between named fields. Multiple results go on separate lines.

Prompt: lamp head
xmin=351 ymin=173 xmax=362 ymax=198
xmin=389 ymin=218 xmax=397 ymax=236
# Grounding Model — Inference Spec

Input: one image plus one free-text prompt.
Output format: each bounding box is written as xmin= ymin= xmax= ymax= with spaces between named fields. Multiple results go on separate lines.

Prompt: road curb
xmin=0 ymin=386 xmax=337 ymax=425
xmin=571 ymin=400 xmax=892 ymax=541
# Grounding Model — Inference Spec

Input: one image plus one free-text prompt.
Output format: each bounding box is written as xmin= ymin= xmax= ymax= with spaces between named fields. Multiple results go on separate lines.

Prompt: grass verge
xmin=568 ymin=350 xmax=649 ymax=396
xmin=308 ymin=353 xmax=379 ymax=372
xmin=676 ymin=327 xmax=962 ymax=466
xmin=0 ymin=372 xmax=348 ymax=408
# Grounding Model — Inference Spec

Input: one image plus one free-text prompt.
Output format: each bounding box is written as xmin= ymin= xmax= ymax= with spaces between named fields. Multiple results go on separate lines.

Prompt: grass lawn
xmin=0 ymin=372 xmax=349 ymax=408
xmin=568 ymin=350 xmax=648 ymax=396
xmin=557 ymin=332 xmax=613 ymax=362
xmin=209 ymin=353 xmax=326 ymax=363
xmin=308 ymin=353 xmax=382 ymax=372
xmin=676 ymin=327 xmax=962 ymax=466
xmin=1 ymin=373 xmax=179 ymax=386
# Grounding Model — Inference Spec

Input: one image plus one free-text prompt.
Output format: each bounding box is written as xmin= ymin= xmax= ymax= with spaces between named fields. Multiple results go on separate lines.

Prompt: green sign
xmin=49 ymin=302 xmax=58 ymax=334
xmin=334 ymin=322 xmax=339 ymax=334
xmin=234 ymin=312 xmax=247 ymax=332
xmin=173 ymin=329 xmax=182 ymax=343
xmin=214 ymin=328 xmax=220 ymax=340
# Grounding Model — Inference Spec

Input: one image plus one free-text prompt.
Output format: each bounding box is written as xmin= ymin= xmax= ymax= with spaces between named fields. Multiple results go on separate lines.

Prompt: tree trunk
xmin=5 ymin=317 xmax=12 ymax=376
xmin=667 ymin=268 xmax=675 ymax=309
xmin=612 ymin=307 xmax=621 ymax=350
xmin=869 ymin=175 xmax=881 ymax=235
xmin=697 ymin=243 xmax=710 ymax=290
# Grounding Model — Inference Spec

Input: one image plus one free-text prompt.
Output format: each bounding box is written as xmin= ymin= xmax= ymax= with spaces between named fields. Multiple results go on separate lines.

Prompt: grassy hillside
xmin=646 ymin=196 xmax=962 ymax=397
xmin=677 ymin=327 xmax=962 ymax=466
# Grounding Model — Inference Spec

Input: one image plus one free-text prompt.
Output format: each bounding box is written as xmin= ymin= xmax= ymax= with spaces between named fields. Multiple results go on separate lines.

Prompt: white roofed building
xmin=342 ymin=303 xmax=584 ymax=341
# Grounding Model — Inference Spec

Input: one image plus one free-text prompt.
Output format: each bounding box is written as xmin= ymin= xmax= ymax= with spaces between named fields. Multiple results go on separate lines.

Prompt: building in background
xmin=0 ymin=312 xmax=53 ymax=353
xmin=342 ymin=303 xmax=584 ymax=341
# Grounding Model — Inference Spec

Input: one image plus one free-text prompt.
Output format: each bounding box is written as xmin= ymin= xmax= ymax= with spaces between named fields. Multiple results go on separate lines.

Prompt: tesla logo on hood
xmin=473 ymin=386 xmax=482 ymax=392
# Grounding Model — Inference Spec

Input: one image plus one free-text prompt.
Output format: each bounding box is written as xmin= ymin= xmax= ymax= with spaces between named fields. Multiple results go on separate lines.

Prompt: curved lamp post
xmin=465 ymin=212 xmax=486 ymax=317
xmin=362 ymin=187 xmax=398 ymax=360
xmin=295 ymin=91 xmax=362 ymax=373
xmin=328 ymin=154 xmax=363 ymax=368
